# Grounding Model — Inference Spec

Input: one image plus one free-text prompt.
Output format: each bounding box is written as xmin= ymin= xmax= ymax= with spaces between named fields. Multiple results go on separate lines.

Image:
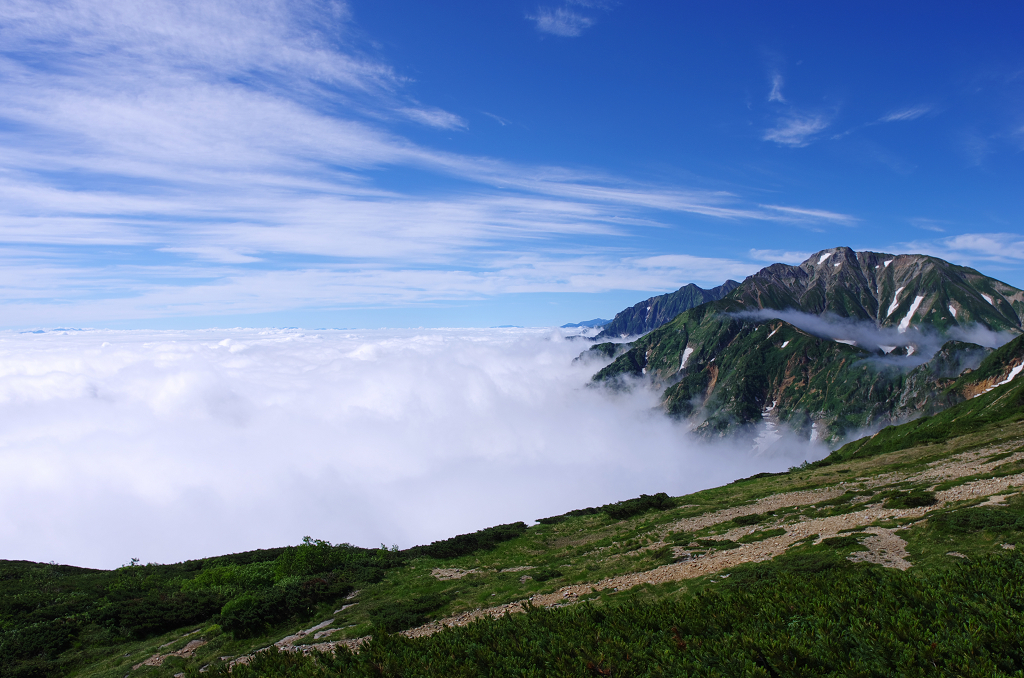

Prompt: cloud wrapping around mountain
xmin=733 ymin=309 xmax=1015 ymax=366
xmin=0 ymin=328 xmax=821 ymax=569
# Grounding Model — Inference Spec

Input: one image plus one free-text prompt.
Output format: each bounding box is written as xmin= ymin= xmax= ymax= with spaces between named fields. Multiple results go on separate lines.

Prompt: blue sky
xmin=1 ymin=0 xmax=1022 ymax=329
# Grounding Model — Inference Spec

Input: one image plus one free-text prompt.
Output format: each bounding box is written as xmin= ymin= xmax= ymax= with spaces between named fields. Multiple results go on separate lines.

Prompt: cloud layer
xmin=734 ymin=309 xmax=1015 ymax=367
xmin=0 ymin=328 xmax=819 ymax=569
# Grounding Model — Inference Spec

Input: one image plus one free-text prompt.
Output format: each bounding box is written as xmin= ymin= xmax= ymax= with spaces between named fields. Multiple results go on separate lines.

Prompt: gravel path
xmin=226 ymin=435 xmax=1024 ymax=665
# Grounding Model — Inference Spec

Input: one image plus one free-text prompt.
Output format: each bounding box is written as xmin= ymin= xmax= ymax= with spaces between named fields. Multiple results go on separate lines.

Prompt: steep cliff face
xmin=593 ymin=280 xmax=740 ymax=340
xmin=590 ymin=248 xmax=1024 ymax=443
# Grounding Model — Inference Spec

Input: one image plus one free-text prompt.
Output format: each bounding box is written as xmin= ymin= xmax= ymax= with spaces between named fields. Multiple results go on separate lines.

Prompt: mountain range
xmin=587 ymin=247 xmax=1024 ymax=443
xmin=592 ymin=280 xmax=740 ymax=340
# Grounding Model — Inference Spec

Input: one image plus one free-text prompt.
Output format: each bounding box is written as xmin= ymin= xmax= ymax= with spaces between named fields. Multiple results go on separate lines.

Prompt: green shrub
xmin=367 ymin=594 xmax=452 ymax=633
xmin=219 ymin=574 xmax=353 ymax=638
xmin=738 ymin=528 xmax=786 ymax=544
xmin=821 ymin=535 xmax=862 ymax=549
xmin=695 ymin=539 xmax=740 ymax=551
xmin=731 ymin=513 xmax=764 ymax=526
xmin=933 ymin=507 xmax=1024 ymax=534
xmin=538 ymin=493 xmax=676 ymax=524
xmin=531 ymin=568 xmax=563 ymax=582
xmin=219 ymin=592 xmax=281 ymax=638
xmin=96 ymin=590 xmax=224 ymax=639
xmin=883 ymin=490 xmax=938 ymax=509
xmin=603 ymin=493 xmax=675 ymax=520
xmin=181 ymin=561 xmax=276 ymax=593
xmin=224 ymin=552 xmax=1024 ymax=678
xmin=405 ymin=523 xmax=528 ymax=560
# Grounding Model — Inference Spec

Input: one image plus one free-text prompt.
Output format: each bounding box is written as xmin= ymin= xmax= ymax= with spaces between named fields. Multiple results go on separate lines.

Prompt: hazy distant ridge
xmin=594 ymin=280 xmax=740 ymax=340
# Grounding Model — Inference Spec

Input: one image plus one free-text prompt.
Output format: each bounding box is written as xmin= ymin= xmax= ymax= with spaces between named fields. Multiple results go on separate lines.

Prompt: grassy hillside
xmin=5 ymin=374 xmax=1024 ymax=676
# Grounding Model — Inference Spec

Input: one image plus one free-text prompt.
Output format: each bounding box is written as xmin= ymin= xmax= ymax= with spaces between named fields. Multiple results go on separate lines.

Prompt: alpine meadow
xmin=3 ymin=2 xmax=1024 ymax=677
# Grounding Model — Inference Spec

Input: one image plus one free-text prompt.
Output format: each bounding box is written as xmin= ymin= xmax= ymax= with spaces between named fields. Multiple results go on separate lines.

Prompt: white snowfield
xmin=679 ymin=347 xmax=694 ymax=371
xmin=781 ymin=340 xmax=790 ymax=349
xmin=982 ymin=293 xmax=994 ymax=306
xmin=818 ymin=252 xmax=833 ymax=265
xmin=767 ymin=327 xmax=779 ymax=339
xmin=835 ymin=339 xmax=857 ymax=346
xmin=884 ymin=259 xmax=893 ymax=267
xmin=886 ymin=287 xmax=905 ymax=317
xmin=948 ymin=305 xmax=957 ymax=318
xmin=975 ymin=361 xmax=1024 ymax=398
xmin=898 ymin=296 xmax=924 ymax=333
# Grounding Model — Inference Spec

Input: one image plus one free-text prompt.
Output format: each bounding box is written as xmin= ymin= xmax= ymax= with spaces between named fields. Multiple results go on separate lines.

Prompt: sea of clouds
xmin=0 ymin=328 xmax=823 ymax=570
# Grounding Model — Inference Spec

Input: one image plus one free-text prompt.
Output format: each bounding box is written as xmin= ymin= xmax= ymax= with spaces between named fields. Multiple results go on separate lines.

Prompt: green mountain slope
xmin=7 ymin=370 xmax=1024 ymax=676
xmin=592 ymin=280 xmax=740 ymax=340
xmin=590 ymin=248 xmax=1023 ymax=441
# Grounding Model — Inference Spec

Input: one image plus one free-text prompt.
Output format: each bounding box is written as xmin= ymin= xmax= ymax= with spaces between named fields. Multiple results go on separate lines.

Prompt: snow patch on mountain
xmin=898 ymin=296 xmax=924 ymax=333
xmin=887 ymin=287 xmax=906 ymax=318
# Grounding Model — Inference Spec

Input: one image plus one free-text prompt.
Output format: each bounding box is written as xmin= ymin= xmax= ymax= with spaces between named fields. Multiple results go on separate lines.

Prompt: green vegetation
xmin=404 ymin=523 xmax=527 ymax=560
xmin=219 ymin=550 xmax=1024 ymax=677
xmin=538 ymin=492 xmax=676 ymax=524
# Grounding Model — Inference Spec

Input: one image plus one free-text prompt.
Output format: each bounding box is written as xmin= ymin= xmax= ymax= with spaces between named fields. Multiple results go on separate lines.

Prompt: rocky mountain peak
xmin=738 ymin=247 xmax=1023 ymax=332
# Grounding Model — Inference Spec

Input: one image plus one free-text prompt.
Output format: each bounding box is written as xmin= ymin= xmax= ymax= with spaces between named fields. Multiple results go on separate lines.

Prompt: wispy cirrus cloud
xmin=762 ymin=114 xmax=830 ymax=147
xmin=749 ymin=249 xmax=812 ymax=264
xmin=900 ymin=233 xmax=1024 ymax=266
xmin=768 ymin=72 xmax=786 ymax=103
xmin=528 ymin=7 xmax=595 ymax=36
xmin=398 ymin=107 xmax=467 ymax=130
xmin=908 ymin=217 xmax=946 ymax=233
xmin=879 ymin=105 xmax=932 ymax=123
xmin=0 ymin=0 xmax=857 ymax=326
xmin=759 ymin=204 xmax=857 ymax=226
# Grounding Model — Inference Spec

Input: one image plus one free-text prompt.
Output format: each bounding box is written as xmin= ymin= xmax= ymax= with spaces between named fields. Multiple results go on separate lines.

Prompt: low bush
xmin=367 ymin=594 xmax=452 ymax=633
xmin=603 ymin=493 xmax=676 ymax=520
xmin=220 ymin=574 xmax=353 ymax=638
xmin=731 ymin=513 xmax=764 ymax=526
xmin=531 ymin=568 xmax=563 ymax=583
xmin=96 ymin=590 xmax=225 ymax=639
xmin=738 ymin=528 xmax=786 ymax=544
xmin=883 ymin=490 xmax=938 ymax=509
xmin=538 ymin=493 xmax=676 ymax=525
xmin=932 ymin=507 xmax=1024 ymax=534
xmin=405 ymin=523 xmax=528 ymax=560
xmin=821 ymin=535 xmax=862 ymax=549
xmin=223 ymin=552 xmax=1024 ymax=678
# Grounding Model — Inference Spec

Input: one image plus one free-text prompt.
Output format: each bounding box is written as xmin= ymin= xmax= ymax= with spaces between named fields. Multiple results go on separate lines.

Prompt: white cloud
xmin=762 ymin=114 xmax=830 ymax=147
xmin=880 ymin=105 xmax=932 ymax=123
xmin=0 ymin=252 xmax=762 ymax=326
xmin=759 ymin=204 xmax=858 ymax=225
xmin=398 ymin=107 xmax=467 ymax=130
xmin=768 ymin=72 xmax=786 ymax=103
xmin=529 ymin=7 xmax=595 ymax=36
xmin=748 ymin=248 xmax=811 ymax=264
xmin=900 ymin=233 xmax=1024 ymax=266
xmin=0 ymin=0 xmax=859 ymax=325
xmin=0 ymin=328 xmax=821 ymax=569
xmin=908 ymin=217 xmax=946 ymax=233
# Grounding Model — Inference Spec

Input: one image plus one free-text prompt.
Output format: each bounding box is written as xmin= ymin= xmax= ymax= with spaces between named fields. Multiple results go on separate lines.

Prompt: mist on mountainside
xmin=733 ymin=309 xmax=1016 ymax=367
xmin=0 ymin=328 xmax=827 ymax=570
